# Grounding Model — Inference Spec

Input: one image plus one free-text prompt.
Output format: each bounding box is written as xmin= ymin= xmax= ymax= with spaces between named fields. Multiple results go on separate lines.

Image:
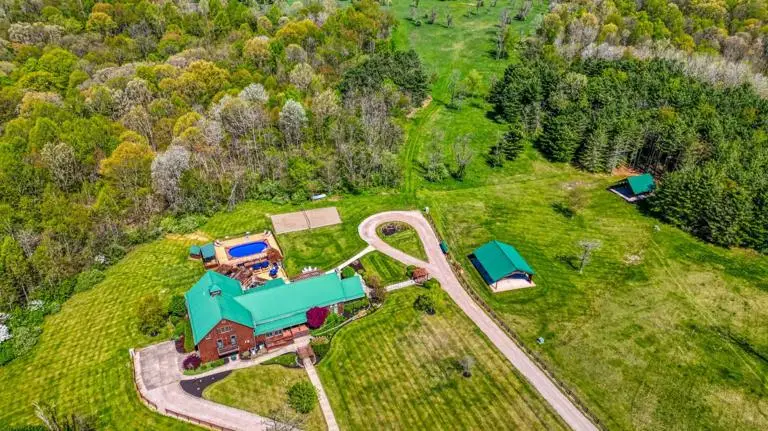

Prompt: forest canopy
xmin=0 ymin=0 xmax=429 ymax=362
xmin=489 ymin=43 xmax=768 ymax=251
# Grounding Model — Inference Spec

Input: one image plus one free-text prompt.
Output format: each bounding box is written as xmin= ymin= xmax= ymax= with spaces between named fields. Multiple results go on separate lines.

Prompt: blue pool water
xmin=228 ymin=241 xmax=269 ymax=258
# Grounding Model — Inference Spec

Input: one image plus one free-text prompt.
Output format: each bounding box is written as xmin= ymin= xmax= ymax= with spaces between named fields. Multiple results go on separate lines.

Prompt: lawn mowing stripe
xmin=425 ymin=310 xmax=518 ymax=430
xmin=403 ymin=314 xmax=459 ymax=429
xmin=374 ymin=308 xmax=429 ymax=429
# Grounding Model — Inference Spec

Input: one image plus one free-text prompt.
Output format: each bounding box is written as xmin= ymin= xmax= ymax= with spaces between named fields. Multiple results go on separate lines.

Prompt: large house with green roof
xmin=185 ymin=270 xmax=365 ymax=362
xmin=470 ymin=240 xmax=536 ymax=292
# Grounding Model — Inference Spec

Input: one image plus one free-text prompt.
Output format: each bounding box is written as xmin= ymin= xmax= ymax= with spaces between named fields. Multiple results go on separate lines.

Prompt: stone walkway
xmin=358 ymin=211 xmax=599 ymax=431
xmin=303 ymin=358 xmax=340 ymax=431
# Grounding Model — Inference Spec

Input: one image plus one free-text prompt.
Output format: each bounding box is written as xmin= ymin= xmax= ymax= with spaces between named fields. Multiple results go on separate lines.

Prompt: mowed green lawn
xmin=358 ymin=251 xmax=408 ymax=286
xmin=0 ymin=239 xmax=204 ymax=430
xmin=376 ymin=224 xmax=429 ymax=261
xmin=201 ymin=193 xmax=414 ymax=276
xmin=423 ymin=165 xmax=768 ymax=430
xmin=203 ymin=364 xmax=326 ymax=431
xmin=317 ymin=287 xmax=567 ymax=430
xmin=0 ymin=195 xmax=414 ymax=429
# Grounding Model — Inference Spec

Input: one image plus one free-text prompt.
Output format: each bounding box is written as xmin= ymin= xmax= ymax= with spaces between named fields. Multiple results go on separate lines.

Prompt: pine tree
xmin=500 ymin=123 xmax=525 ymax=161
xmin=578 ymin=121 xmax=608 ymax=172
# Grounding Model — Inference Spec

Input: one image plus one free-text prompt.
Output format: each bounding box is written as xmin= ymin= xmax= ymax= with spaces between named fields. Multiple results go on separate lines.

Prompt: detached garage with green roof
xmin=470 ymin=240 xmax=536 ymax=292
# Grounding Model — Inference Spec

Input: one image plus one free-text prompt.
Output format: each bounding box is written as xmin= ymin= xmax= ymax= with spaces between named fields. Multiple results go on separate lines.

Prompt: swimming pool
xmin=228 ymin=241 xmax=269 ymax=258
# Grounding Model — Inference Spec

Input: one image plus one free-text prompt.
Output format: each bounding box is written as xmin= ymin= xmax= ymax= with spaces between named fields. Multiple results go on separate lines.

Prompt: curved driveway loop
xmin=358 ymin=211 xmax=599 ymax=431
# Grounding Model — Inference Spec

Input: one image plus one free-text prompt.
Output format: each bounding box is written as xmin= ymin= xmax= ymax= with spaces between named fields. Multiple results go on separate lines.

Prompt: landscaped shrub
xmin=182 ymin=354 xmax=201 ymax=370
xmin=287 ymin=381 xmax=317 ymax=414
xmin=137 ymin=294 xmax=166 ymax=336
xmin=167 ymin=294 xmax=186 ymax=318
xmin=406 ymin=265 xmax=417 ymax=277
xmin=310 ymin=337 xmax=331 ymax=362
xmin=340 ymin=266 xmax=356 ymax=279
xmin=306 ymin=307 xmax=329 ymax=329
xmin=183 ymin=358 xmax=226 ymax=375
xmin=74 ymin=269 xmax=105 ymax=293
xmin=343 ymin=298 xmax=370 ymax=318
xmin=413 ymin=294 xmax=436 ymax=315
xmin=183 ymin=320 xmax=195 ymax=352
xmin=0 ymin=342 xmax=16 ymax=366
xmin=263 ymin=352 xmax=299 ymax=367
xmin=422 ymin=279 xmax=439 ymax=290
xmin=11 ymin=326 xmax=41 ymax=357
xmin=159 ymin=214 xmax=208 ymax=234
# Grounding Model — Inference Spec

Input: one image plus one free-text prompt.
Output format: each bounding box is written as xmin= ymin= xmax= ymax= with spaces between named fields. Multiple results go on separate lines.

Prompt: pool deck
xmin=212 ymin=232 xmax=287 ymax=281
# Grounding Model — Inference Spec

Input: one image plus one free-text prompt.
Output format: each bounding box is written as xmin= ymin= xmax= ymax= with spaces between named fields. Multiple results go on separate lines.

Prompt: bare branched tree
xmin=578 ymin=239 xmax=602 ymax=274
xmin=452 ymin=134 xmax=475 ymax=180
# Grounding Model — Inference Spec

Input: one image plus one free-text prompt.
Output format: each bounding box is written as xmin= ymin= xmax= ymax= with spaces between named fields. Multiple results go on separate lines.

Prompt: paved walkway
xmin=327 ymin=245 xmax=375 ymax=274
xmin=385 ymin=279 xmax=416 ymax=292
xmin=134 ymin=340 xmax=308 ymax=431
xmin=303 ymin=358 xmax=340 ymax=431
xmin=358 ymin=211 xmax=598 ymax=431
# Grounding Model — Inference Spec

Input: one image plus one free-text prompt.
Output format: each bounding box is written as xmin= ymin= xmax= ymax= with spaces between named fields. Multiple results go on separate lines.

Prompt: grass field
xmin=203 ymin=364 xmax=326 ymax=431
xmin=317 ymin=287 xmax=567 ymax=430
xmin=423 ymin=171 xmax=768 ymax=430
xmin=389 ymin=0 xmax=549 ymax=194
xmin=201 ymin=194 xmax=415 ymax=276
xmin=0 ymin=195 xmax=415 ymax=430
xmin=0 ymin=239 xmax=203 ymax=430
xmin=376 ymin=224 xmax=429 ymax=262
xmin=358 ymin=251 xmax=408 ymax=286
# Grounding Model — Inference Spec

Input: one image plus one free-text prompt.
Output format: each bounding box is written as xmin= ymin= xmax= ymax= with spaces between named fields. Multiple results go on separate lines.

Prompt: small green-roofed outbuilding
xmin=200 ymin=243 xmax=216 ymax=260
xmin=189 ymin=245 xmax=201 ymax=256
xmin=471 ymin=240 xmax=536 ymax=292
xmin=626 ymin=173 xmax=656 ymax=196
xmin=473 ymin=240 xmax=535 ymax=282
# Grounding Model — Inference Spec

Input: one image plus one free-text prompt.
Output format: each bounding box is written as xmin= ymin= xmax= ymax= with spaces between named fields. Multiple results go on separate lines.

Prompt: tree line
xmin=0 ymin=0 xmax=428 ymax=363
xmin=489 ymin=43 xmax=768 ymax=251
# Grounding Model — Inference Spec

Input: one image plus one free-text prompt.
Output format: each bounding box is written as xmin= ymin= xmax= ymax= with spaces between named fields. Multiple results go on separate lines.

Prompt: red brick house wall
xmin=197 ymin=319 xmax=255 ymax=363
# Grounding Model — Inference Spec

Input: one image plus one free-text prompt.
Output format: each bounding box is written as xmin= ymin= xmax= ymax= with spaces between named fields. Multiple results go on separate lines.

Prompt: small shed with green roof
xmin=611 ymin=173 xmax=656 ymax=202
xmin=188 ymin=245 xmax=202 ymax=259
xmin=626 ymin=173 xmax=656 ymax=196
xmin=470 ymin=240 xmax=536 ymax=292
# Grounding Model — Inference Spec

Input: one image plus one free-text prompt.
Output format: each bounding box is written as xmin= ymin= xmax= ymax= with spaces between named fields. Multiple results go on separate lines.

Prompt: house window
xmin=216 ymin=339 xmax=224 ymax=349
xmin=230 ymin=335 xmax=237 ymax=345
xmin=216 ymin=325 xmax=233 ymax=334
xmin=265 ymin=329 xmax=283 ymax=338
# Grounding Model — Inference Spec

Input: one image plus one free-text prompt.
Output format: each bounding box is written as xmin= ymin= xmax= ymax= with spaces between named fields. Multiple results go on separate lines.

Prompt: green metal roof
xmin=472 ymin=240 xmax=535 ymax=282
xmin=185 ymin=271 xmax=251 ymax=344
xmin=200 ymin=243 xmax=216 ymax=259
xmin=189 ymin=245 xmax=201 ymax=255
xmin=627 ymin=173 xmax=656 ymax=195
xmin=235 ymin=272 xmax=365 ymax=336
xmin=185 ymin=271 xmax=365 ymax=344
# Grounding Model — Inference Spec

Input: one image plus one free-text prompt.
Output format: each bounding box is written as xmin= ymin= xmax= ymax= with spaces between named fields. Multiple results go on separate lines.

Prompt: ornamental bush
xmin=306 ymin=307 xmax=329 ymax=329
xmin=413 ymin=294 xmax=436 ymax=315
xmin=340 ymin=266 xmax=356 ymax=279
xmin=167 ymin=294 xmax=187 ymax=318
xmin=287 ymin=381 xmax=317 ymax=414
xmin=182 ymin=354 xmax=201 ymax=370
